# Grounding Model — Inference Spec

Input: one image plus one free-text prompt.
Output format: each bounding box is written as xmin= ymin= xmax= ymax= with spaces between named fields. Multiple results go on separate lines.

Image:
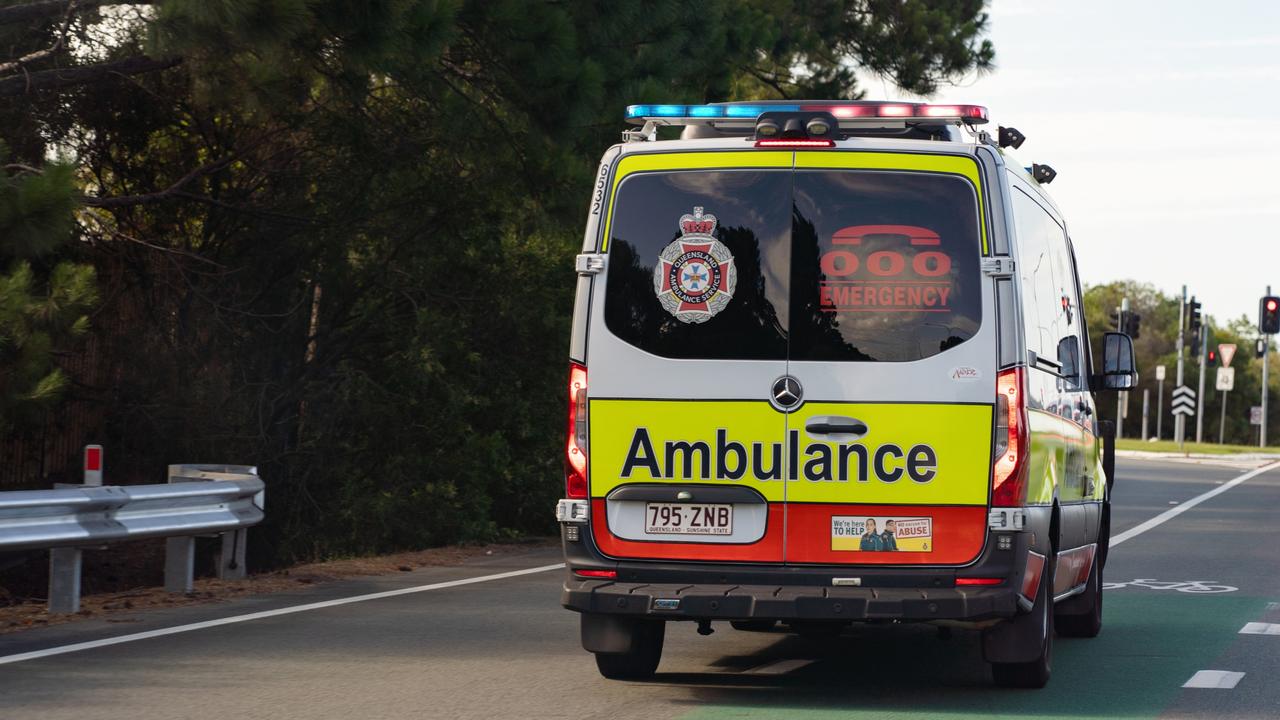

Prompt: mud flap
xmin=983 ymin=554 xmax=1054 ymax=664
xmin=581 ymin=613 xmax=638 ymax=654
xmin=1100 ymin=420 xmax=1116 ymax=493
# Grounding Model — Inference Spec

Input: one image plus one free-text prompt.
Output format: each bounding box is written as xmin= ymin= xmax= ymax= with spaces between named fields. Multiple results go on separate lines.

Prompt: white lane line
xmin=1240 ymin=622 xmax=1280 ymax=635
xmin=1112 ymin=460 xmax=1280 ymax=547
xmin=744 ymin=658 xmax=816 ymax=675
xmin=0 ymin=562 xmax=565 ymax=666
xmin=1183 ymin=670 xmax=1245 ymax=689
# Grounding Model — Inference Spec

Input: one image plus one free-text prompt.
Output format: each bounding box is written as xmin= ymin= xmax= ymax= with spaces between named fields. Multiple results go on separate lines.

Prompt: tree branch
xmin=0 ymin=0 xmax=77 ymax=74
xmin=0 ymin=54 xmax=181 ymax=97
xmin=81 ymin=156 xmax=231 ymax=209
xmin=0 ymin=0 xmax=149 ymax=26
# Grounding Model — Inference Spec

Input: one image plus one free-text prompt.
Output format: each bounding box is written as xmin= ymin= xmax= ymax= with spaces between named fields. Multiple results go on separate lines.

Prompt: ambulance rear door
xmin=782 ymin=151 xmax=997 ymax=567
xmin=585 ymin=151 xmax=794 ymax=563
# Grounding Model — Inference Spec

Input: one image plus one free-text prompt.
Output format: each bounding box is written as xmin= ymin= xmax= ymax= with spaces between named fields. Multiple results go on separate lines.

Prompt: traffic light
xmin=1190 ymin=327 xmax=1202 ymax=356
xmin=1207 ymin=348 xmax=1217 ymax=365
xmin=1187 ymin=297 xmax=1202 ymax=334
xmin=1262 ymin=295 xmax=1280 ymax=334
xmin=1124 ymin=312 xmax=1141 ymax=340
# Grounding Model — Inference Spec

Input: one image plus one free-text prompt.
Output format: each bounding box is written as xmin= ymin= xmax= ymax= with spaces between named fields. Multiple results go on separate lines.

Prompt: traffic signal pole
xmin=1264 ymin=285 xmax=1272 ymax=448
xmin=1196 ymin=319 xmax=1208 ymax=443
xmin=1117 ymin=297 xmax=1129 ymax=438
xmin=1175 ymin=286 xmax=1186 ymax=448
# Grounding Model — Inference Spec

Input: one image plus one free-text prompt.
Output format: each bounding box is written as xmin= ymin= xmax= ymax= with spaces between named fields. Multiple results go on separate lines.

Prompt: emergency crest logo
xmin=653 ymin=207 xmax=737 ymax=323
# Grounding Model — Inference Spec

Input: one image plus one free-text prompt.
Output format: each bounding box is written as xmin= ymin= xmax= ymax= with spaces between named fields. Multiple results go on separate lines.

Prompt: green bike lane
xmin=671 ymin=458 xmax=1280 ymax=720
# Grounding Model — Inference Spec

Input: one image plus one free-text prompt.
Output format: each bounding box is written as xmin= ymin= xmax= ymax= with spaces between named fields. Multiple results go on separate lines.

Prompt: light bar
xmin=626 ymin=101 xmax=988 ymax=125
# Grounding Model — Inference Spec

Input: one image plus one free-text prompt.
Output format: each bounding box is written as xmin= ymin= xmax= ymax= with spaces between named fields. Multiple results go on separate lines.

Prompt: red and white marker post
xmin=83 ymin=444 xmax=103 ymax=486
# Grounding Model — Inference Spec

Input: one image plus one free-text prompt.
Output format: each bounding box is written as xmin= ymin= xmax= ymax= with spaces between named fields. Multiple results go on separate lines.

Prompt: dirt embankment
xmin=0 ymin=539 xmax=557 ymax=635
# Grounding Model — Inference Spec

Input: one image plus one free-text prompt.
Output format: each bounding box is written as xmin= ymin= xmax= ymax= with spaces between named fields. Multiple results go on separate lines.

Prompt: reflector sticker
xmin=832 ymin=515 xmax=933 ymax=552
xmin=653 ymin=207 xmax=737 ymax=323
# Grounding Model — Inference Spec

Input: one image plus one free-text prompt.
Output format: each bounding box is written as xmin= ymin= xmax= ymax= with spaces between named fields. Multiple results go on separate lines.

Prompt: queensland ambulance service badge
xmin=654 ymin=207 xmax=736 ymax=323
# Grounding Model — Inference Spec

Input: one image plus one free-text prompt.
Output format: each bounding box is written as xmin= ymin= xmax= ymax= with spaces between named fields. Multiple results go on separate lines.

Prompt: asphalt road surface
xmin=2 ymin=457 xmax=1278 ymax=720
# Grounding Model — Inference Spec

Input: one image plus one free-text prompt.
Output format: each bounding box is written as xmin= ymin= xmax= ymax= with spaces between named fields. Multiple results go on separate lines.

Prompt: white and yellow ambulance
xmin=556 ymin=101 xmax=1137 ymax=688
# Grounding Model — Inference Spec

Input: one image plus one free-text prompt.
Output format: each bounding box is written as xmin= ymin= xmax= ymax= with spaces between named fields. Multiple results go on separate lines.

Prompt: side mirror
xmin=1095 ymin=332 xmax=1138 ymax=390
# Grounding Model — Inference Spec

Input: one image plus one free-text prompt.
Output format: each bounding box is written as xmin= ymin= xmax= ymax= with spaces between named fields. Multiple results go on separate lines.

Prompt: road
xmin=1 ymin=457 xmax=1278 ymax=720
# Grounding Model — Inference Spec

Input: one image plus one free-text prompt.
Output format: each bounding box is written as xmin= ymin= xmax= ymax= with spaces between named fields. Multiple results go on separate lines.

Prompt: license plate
xmin=644 ymin=503 xmax=733 ymax=536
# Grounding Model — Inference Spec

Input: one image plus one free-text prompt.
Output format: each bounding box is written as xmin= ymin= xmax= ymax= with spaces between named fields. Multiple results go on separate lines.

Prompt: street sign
xmin=1251 ymin=406 xmax=1264 ymax=425
xmin=1172 ymin=385 xmax=1197 ymax=416
xmin=1216 ymin=367 xmax=1235 ymax=391
xmin=1156 ymin=365 xmax=1166 ymax=381
xmin=1219 ymin=343 xmax=1237 ymax=368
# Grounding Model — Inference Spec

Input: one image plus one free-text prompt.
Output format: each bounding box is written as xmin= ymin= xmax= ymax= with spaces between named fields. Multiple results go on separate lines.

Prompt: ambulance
xmin=556 ymin=101 xmax=1137 ymax=688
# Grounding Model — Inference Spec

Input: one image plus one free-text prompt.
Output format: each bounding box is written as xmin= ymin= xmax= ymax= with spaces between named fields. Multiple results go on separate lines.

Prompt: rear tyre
xmin=730 ymin=620 xmax=777 ymax=632
xmin=594 ymin=620 xmax=665 ymax=680
xmin=989 ymin=555 xmax=1054 ymax=689
xmin=1056 ymin=552 xmax=1103 ymax=638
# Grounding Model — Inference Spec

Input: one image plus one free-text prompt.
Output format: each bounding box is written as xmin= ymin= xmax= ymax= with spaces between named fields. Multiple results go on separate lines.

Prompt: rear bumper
xmin=563 ymin=578 xmax=1017 ymax=621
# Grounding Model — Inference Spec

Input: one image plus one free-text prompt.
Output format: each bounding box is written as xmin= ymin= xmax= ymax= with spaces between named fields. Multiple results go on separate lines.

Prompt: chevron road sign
xmin=1172 ymin=385 xmax=1197 ymax=416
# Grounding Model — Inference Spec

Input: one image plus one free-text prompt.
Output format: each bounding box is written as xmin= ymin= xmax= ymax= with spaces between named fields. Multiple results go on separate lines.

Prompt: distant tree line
xmin=1084 ymin=281 xmax=1279 ymax=446
xmin=0 ymin=0 xmax=995 ymax=564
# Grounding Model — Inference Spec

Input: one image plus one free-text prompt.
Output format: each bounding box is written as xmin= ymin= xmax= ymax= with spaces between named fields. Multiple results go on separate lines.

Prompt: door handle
xmin=804 ymin=416 xmax=868 ymax=440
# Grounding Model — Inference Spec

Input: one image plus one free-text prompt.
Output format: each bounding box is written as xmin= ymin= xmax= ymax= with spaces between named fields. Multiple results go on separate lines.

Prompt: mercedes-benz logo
xmin=770 ymin=376 xmax=803 ymax=411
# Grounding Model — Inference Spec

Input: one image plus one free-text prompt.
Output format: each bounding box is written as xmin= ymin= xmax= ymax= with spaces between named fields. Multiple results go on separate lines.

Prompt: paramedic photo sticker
xmin=653 ymin=206 xmax=737 ymax=323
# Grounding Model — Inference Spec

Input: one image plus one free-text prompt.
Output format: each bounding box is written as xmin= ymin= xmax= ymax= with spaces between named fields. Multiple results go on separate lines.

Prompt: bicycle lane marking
xmin=1111 ymin=460 xmax=1280 ymax=547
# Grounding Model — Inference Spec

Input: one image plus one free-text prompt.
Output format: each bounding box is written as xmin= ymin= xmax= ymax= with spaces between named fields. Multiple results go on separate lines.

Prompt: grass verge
xmin=1116 ymin=437 xmax=1280 ymax=455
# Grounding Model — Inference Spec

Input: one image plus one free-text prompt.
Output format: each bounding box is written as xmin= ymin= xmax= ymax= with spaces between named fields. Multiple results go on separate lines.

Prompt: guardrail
xmin=0 ymin=464 xmax=264 ymax=613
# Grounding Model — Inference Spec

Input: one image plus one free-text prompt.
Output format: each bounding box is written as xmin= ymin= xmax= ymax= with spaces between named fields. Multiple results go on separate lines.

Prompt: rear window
xmin=603 ymin=165 xmax=982 ymax=363
xmin=790 ymin=171 xmax=983 ymax=362
xmin=604 ymin=170 xmax=792 ymax=361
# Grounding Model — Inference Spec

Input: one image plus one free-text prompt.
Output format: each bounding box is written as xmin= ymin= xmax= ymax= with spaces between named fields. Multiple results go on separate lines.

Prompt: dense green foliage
xmin=0 ymin=152 xmax=97 ymax=432
xmin=1 ymin=0 xmax=994 ymax=562
xmin=1083 ymin=281 xmax=1279 ymax=446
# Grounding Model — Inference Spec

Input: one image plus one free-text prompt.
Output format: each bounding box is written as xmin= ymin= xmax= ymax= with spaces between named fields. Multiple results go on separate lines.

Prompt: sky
xmin=871 ymin=0 xmax=1280 ymax=327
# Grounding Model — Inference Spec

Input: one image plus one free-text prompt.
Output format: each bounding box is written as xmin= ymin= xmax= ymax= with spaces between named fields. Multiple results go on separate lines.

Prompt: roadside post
xmin=83 ymin=445 xmax=103 ymax=486
xmin=1175 ymin=286 xmax=1187 ymax=446
xmin=1117 ymin=297 xmax=1130 ymax=436
xmin=1142 ymin=388 xmax=1150 ymax=441
xmin=1156 ymin=365 xmax=1166 ymax=440
xmin=1195 ymin=319 xmax=1208 ymax=443
xmin=1217 ymin=344 xmax=1237 ymax=445
xmin=49 ymin=445 xmax=106 ymax=612
xmin=1216 ymin=366 xmax=1234 ymax=444
xmin=1262 ymin=287 xmax=1277 ymax=448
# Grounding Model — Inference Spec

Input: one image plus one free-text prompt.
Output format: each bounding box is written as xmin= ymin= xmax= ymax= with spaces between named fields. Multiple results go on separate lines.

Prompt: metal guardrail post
xmin=164 ymin=537 xmax=196 ymax=594
xmin=166 ymin=464 xmax=261 ymax=588
xmin=49 ymin=548 xmax=83 ymax=614
xmin=219 ymin=529 xmax=248 ymax=580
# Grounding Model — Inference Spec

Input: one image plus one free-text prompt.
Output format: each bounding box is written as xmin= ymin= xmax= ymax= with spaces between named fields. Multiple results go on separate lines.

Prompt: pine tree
xmin=0 ymin=149 xmax=97 ymax=432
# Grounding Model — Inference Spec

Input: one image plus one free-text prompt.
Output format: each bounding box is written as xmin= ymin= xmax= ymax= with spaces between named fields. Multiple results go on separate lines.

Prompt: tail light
xmin=992 ymin=367 xmax=1029 ymax=507
xmin=565 ymin=363 xmax=588 ymax=499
